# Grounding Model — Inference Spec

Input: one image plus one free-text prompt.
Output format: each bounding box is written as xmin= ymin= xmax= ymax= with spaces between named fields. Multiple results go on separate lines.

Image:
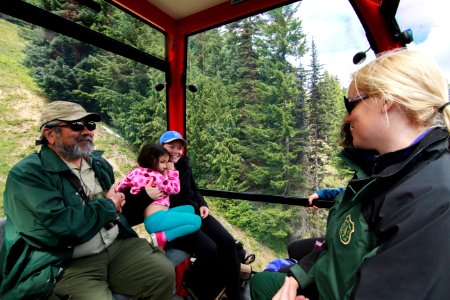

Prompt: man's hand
xmin=145 ymin=178 xmax=163 ymax=200
xmin=199 ymin=206 xmax=209 ymax=219
xmin=272 ymin=276 xmax=308 ymax=300
xmin=107 ymin=183 xmax=125 ymax=213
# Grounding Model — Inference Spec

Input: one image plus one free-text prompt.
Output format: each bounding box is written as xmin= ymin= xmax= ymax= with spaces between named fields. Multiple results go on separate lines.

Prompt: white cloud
xmin=397 ymin=0 xmax=450 ymax=81
xmin=297 ymin=0 xmax=450 ymax=87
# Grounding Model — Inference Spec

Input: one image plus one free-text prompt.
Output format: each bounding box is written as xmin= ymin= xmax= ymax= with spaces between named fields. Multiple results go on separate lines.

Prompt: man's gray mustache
xmin=77 ymin=136 xmax=93 ymax=143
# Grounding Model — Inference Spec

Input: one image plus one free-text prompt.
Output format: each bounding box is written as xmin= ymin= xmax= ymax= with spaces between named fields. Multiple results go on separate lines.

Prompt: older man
xmin=0 ymin=101 xmax=174 ymax=299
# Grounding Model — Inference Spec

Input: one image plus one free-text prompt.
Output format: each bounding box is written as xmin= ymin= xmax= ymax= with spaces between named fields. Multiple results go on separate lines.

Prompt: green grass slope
xmin=0 ymin=18 xmax=45 ymax=213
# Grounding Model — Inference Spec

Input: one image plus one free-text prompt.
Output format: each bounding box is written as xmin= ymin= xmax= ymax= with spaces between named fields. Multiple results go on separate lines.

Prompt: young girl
xmin=117 ymin=143 xmax=201 ymax=250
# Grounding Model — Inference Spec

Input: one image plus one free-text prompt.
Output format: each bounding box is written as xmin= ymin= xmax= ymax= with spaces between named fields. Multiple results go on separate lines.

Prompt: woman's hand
xmin=145 ymin=178 xmax=163 ymax=200
xmin=272 ymin=276 xmax=308 ymax=300
xmin=199 ymin=206 xmax=209 ymax=219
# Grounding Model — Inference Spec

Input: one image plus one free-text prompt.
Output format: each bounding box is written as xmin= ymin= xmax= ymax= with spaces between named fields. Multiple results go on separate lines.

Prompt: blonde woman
xmin=251 ymin=49 xmax=450 ymax=300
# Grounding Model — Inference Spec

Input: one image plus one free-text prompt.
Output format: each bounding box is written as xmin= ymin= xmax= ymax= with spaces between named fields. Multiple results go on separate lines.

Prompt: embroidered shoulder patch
xmin=339 ymin=214 xmax=355 ymax=245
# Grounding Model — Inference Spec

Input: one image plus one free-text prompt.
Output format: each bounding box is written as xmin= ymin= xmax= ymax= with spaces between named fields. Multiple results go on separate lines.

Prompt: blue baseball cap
xmin=159 ymin=131 xmax=187 ymax=146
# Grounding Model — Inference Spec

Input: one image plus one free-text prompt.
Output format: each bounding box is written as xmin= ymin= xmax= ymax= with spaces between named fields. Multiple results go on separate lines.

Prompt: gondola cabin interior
xmin=1 ymin=0 xmax=442 ymax=295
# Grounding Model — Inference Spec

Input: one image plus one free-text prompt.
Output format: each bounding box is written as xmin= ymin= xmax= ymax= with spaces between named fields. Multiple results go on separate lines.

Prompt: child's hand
xmin=307 ymin=192 xmax=319 ymax=210
xmin=167 ymin=162 xmax=175 ymax=170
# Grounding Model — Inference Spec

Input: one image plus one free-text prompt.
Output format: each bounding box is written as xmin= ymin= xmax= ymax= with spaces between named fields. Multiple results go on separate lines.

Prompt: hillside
xmin=0 ymin=18 xmax=278 ymax=271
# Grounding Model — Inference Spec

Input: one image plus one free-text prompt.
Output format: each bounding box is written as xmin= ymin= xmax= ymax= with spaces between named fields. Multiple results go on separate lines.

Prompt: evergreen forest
xmin=6 ymin=0 xmax=354 ymax=254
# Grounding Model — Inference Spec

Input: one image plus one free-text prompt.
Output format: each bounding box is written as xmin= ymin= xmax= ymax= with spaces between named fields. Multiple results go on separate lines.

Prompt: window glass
xmin=22 ymin=0 xmax=165 ymax=59
xmin=0 ymin=15 xmax=166 ymax=195
xmin=186 ymin=0 xmax=365 ymax=197
xmin=184 ymin=0 xmax=368 ymax=250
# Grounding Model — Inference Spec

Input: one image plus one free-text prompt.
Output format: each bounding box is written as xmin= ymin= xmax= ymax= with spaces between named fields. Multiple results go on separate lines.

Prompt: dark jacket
xmin=290 ymin=127 xmax=450 ymax=299
xmin=0 ymin=145 xmax=136 ymax=299
xmin=122 ymin=156 xmax=207 ymax=226
xmin=169 ymin=156 xmax=207 ymax=211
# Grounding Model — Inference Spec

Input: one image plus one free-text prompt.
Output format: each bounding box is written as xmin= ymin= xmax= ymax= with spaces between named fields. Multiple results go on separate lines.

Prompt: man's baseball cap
xmin=159 ymin=131 xmax=187 ymax=147
xmin=39 ymin=101 xmax=101 ymax=129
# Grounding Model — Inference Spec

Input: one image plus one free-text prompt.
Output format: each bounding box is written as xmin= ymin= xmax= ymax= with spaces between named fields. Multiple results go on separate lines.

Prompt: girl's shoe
xmin=150 ymin=231 xmax=167 ymax=250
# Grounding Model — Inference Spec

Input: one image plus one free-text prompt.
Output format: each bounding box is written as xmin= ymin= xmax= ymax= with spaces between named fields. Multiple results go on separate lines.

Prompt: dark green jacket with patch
xmin=290 ymin=127 xmax=450 ymax=299
xmin=0 ymin=145 xmax=136 ymax=299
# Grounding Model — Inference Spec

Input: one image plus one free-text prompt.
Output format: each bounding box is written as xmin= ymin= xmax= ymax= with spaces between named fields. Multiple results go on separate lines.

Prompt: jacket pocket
xmin=15 ymin=264 xmax=63 ymax=300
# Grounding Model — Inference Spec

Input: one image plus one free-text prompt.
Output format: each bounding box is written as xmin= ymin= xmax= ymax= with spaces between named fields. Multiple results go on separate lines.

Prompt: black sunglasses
xmin=344 ymin=93 xmax=370 ymax=114
xmin=56 ymin=121 xmax=97 ymax=132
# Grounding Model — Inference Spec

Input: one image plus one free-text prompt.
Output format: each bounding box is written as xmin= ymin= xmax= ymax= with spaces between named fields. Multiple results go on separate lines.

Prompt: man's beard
xmin=55 ymin=135 xmax=94 ymax=160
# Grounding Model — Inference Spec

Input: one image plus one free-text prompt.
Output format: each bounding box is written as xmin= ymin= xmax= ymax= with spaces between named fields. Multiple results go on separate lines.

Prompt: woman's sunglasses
xmin=344 ymin=93 xmax=370 ymax=114
xmin=56 ymin=121 xmax=97 ymax=132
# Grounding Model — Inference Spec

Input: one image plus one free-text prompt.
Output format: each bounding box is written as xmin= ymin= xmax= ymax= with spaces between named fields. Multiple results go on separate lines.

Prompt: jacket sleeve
xmin=186 ymin=159 xmax=207 ymax=208
xmin=117 ymin=172 xmax=132 ymax=192
xmin=288 ymin=244 xmax=326 ymax=289
xmin=316 ymin=187 xmax=345 ymax=200
xmin=351 ymin=178 xmax=450 ymax=299
xmin=157 ymin=170 xmax=180 ymax=195
xmin=3 ymin=158 xmax=117 ymax=249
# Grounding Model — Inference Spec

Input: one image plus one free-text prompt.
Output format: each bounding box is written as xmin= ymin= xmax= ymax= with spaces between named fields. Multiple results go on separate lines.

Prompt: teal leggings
xmin=144 ymin=205 xmax=201 ymax=241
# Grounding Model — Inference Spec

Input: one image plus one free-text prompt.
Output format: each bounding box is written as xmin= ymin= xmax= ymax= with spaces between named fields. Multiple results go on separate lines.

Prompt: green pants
xmin=250 ymin=272 xmax=319 ymax=300
xmin=49 ymin=237 xmax=175 ymax=300
xmin=250 ymin=271 xmax=286 ymax=300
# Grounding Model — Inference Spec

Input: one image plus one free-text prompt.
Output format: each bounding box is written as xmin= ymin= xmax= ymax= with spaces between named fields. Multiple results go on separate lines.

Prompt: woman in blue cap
xmin=160 ymin=131 xmax=242 ymax=300
xmin=122 ymin=131 xmax=242 ymax=299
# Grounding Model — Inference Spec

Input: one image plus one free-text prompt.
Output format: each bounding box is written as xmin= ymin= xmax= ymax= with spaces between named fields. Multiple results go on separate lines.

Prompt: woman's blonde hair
xmin=352 ymin=49 xmax=450 ymax=132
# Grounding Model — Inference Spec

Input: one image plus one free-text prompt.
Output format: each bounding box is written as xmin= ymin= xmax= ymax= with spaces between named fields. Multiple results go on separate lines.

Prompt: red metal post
xmin=166 ymin=30 xmax=187 ymax=136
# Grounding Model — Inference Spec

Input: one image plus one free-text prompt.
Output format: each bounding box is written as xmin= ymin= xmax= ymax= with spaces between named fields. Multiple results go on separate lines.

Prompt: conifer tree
xmin=305 ymin=38 xmax=325 ymax=191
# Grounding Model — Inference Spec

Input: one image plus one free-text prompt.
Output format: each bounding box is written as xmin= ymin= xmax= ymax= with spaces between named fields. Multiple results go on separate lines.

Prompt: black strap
xmin=438 ymin=102 xmax=450 ymax=113
xmin=62 ymin=170 xmax=90 ymax=203
xmin=62 ymin=170 xmax=120 ymax=230
xmin=38 ymin=150 xmax=91 ymax=203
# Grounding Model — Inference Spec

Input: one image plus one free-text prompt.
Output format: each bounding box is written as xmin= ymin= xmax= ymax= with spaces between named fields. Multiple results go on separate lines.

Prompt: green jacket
xmin=0 ymin=145 xmax=136 ymax=299
xmin=290 ymin=127 xmax=450 ymax=299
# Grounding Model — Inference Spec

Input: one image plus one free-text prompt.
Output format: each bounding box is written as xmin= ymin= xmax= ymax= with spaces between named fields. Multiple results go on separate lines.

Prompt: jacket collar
xmin=341 ymin=127 xmax=449 ymax=179
xmin=372 ymin=126 xmax=448 ymax=178
xmin=39 ymin=145 xmax=99 ymax=173
xmin=39 ymin=145 xmax=72 ymax=173
xmin=340 ymin=147 xmax=377 ymax=177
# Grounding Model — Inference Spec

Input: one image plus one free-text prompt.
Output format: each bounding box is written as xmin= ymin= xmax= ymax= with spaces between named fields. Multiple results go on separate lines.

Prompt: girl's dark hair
xmin=137 ymin=143 xmax=170 ymax=170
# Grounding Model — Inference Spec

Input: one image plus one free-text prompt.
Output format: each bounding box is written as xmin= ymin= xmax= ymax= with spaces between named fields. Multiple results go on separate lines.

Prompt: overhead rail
xmin=0 ymin=0 xmax=169 ymax=73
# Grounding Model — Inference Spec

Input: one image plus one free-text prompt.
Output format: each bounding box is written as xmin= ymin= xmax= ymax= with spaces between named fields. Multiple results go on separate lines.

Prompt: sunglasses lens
xmin=69 ymin=121 xmax=96 ymax=131
xmin=344 ymin=96 xmax=354 ymax=114
xmin=70 ymin=122 xmax=85 ymax=131
xmin=85 ymin=121 xmax=96 ymax=131
xmin=344 ymin=93 xmax=370 ymax=114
